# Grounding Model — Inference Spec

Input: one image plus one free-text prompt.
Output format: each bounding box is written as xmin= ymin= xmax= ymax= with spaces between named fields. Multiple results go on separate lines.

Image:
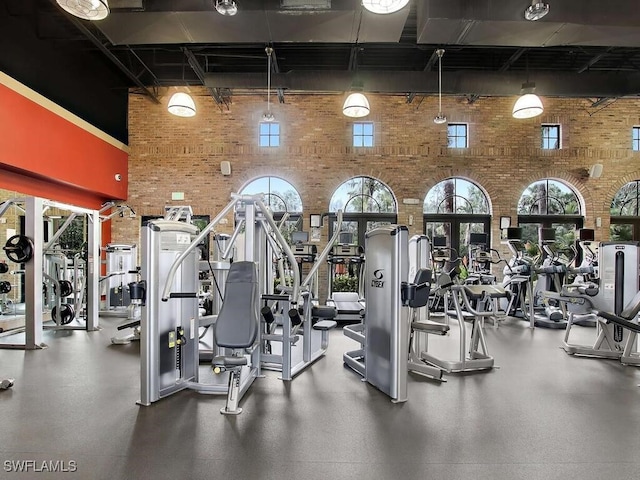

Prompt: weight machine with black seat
xmin=343 ymin=225 xmax=448 ymax=402
xmin=140 ymin=194 xmax=337 ymax=413
xmin=406 ymin=234 xmax=448 ymax=382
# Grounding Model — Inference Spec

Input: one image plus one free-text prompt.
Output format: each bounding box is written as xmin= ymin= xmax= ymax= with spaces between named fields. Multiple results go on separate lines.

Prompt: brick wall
xmin=113 ymin=90 xmax=640 ymax=298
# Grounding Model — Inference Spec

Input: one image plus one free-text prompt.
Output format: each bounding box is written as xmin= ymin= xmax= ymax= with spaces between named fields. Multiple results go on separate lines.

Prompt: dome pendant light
xmin=56 ymin=0 xmax=110 ymax=21
xmin=512 ymin=82 xmax=543 ymax=119
xmin=433 ymin=49 xmax=447 ymax=124
xmin=343 ymin=93 xmax=370 ymax=118
xmin=168 ymin=92 xmax=196 ymax=118
xmin=362 ymin=0 xmax=410 ymax=14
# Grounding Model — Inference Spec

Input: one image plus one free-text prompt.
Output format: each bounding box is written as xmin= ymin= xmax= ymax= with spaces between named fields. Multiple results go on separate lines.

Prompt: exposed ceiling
xmin=3 ymin=0 xmax=640 ymax=140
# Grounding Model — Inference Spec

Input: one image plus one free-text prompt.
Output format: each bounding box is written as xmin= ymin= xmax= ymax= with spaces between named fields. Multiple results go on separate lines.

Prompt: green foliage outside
xmin=332 ymin=274 xmax=358 ymax=293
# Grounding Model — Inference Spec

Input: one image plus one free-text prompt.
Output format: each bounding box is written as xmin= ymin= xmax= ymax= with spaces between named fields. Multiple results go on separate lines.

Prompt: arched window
xmin=239 ymin=176 xmax=303 ymax=240
xmin=610 ymin=180 xmax=640 ymax=241
xmin=239 ymin=176 xmax=303 ymax=215
xmin=329 ymin=176 xmax=397 ymax=246
xmin=423 ymin=178 xmax=491 ymax=257
xmin=517 ymin=179 xmax=583 ymax=246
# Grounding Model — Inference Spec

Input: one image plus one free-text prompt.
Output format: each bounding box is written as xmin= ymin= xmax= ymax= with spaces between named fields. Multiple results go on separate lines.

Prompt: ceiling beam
xmin=182 ymin=47 xmax=229 ymax=108
xmin=204 ymin=70 xmax=640 ymax=98
xmin=577 ymin=47 xmax=614 ymax=74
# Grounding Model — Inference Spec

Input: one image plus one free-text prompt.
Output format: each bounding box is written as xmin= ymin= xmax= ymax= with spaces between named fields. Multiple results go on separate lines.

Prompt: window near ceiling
xmin=541 ymin=124 xmax=561 ymax=149
xmin=259 ymin=122 xmax=280 ymax=147
xmin=353 ymin=122 xmax=374 ymax=147
xmin=447 ymin=123 xmax=468 ymax=148
xmin=632 ymin=127 xmax=640 ymax=152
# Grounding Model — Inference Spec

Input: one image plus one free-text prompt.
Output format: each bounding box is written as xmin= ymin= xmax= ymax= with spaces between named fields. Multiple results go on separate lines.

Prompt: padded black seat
xmin=211 ymin=261 xmax=260 ymax=415
xmin=211 ymin=261 xmax=259 ymax=368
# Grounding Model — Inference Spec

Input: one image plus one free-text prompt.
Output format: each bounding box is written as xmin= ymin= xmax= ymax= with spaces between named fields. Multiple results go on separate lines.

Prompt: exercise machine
xmin=531 ymin=228 xmax=568 ymax=329
xmin=501 ymin=227 xmax=536 ymax=328
xmin=556 ymin=241 xmax=639 ymax=362
xmin=100 ymin=244 xmax=138 ymax=317
xmin=139 ymin=194 xmax=336 ymax=413
xmin=344 ymin=225 xmax=410 ymax=401
xmin=326 ymin=234 xmax=365 ymax=323
xmin=0 ymin=197 xmax=100 ymax=350
xmin=344 ymin=225 xmax=446 ymax=401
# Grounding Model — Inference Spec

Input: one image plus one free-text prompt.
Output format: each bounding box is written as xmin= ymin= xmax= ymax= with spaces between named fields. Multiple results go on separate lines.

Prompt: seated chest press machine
xmin=138 ymin=194 xmax=337 ymax=414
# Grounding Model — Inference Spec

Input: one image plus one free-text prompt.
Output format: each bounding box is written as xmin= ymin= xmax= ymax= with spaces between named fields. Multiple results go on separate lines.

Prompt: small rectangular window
xmin=633 ymin=126 xmax=640 ymax=151
xmin=447 ymin=123 xmax=468 ymax=148
xmin=541 ymin=124 xmax=560 ymax=149
xmin=259 ymin=122 xmax=280 ymax=147
xmin=353 ymin=122 xmax=374 ymax=147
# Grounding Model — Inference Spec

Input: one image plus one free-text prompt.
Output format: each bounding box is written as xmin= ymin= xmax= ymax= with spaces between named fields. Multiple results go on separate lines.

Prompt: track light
xmin=168 ymin=92 xmax=196 ymax=118
xmin=56 ymin=0 xmax=109 ymax=21
xmin=524 ymin=1 xmax=549 ymax=21
xmin=362 ymin=0 xmax=409 ymax=14
xmin=215 ymin=0 xmax=238 ymax=16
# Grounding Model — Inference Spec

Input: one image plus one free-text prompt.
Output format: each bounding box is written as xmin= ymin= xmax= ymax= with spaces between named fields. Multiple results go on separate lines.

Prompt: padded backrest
xmin=409 ymin=268 xmax=432 ymax=308
xmin=409 ymin=268 xmax=431 ymax=308
xmin=214 ymin=261 xmax=259 ymax=349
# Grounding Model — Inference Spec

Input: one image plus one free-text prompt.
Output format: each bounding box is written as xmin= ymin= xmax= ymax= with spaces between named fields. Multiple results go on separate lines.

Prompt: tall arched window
xmin=423 ymin=177 xmax=491 ymax=257
xmin=239 ymin=176 xmax=303 ymax=239
xmin=610 ymin=180 xmax=640 ymax=241
xmin=329 ymin=176 xmax=397 ymax=246
xmin=517 ymin=179 xmax=583 ymax=246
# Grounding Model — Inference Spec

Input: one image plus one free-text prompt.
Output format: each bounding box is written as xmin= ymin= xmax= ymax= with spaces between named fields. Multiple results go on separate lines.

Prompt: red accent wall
xmin=0 ymin=81 xmax=128 ymax=209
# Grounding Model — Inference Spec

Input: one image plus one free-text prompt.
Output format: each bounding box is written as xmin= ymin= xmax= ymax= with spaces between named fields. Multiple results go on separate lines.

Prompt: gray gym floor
xmin=0 ymin=317 xmax=639 ymax=480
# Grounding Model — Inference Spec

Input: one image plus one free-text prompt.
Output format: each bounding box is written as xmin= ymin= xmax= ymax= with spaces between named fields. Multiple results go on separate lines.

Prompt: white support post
xmin=25 ymin=197 xmax=45 ymax=349
xmin=86 ymin=209 xmax=100 ymax=331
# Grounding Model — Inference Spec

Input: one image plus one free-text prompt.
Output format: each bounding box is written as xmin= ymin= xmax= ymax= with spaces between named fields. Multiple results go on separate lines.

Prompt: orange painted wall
xmin=0 ymin=81 xmax=128 ymax=209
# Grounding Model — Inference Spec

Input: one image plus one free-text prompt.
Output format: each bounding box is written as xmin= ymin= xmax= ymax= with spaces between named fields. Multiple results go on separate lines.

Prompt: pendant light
xmin=168 ymin=92 xmax=196 ymax=117
xmin=512 ymin=82 xmax=544 ymax=119
xmin=343 ymin=92 xmax=370 ymax=118
xmin=263 ymin=47 xmax=275 ymax=122
xmin=56 ymin=0 xmax=109 ymax=21
xmin=433 ymin=49 xmax=446 ymax=124
xmin=362 ymin=0 xmax=410 ymax=14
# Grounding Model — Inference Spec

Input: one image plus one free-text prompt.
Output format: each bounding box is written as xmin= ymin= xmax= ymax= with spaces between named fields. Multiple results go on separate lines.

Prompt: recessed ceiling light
xmin=215 ymin=0 xmax=238 ymax=16
xmin=524 ymin=1 xmax=549 ymax=21
xmin=362 ymin=0 xmax=409 ymax=15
